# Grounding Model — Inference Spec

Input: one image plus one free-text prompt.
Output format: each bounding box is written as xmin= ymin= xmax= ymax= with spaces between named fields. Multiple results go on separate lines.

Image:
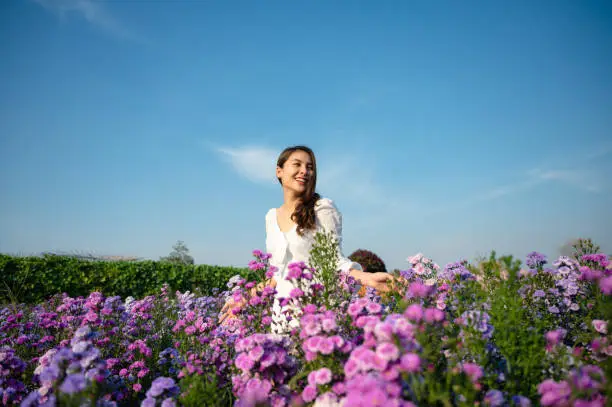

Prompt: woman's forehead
xmin=288 ymin=151 xmax=312 ymax=163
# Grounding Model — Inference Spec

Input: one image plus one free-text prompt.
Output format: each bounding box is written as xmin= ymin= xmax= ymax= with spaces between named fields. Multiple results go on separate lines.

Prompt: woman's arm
xmin=316 ymin=198 xmax=394 ymax=292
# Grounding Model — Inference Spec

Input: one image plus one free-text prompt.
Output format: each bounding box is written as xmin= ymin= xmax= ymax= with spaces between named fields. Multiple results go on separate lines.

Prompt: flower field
xmin=1 ymin=241 xmax=610 ymax=406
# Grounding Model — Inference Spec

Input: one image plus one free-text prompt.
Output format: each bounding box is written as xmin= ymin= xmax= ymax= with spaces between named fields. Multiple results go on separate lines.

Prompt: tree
xmin=160 ymin=240 xmax=194 ymax=265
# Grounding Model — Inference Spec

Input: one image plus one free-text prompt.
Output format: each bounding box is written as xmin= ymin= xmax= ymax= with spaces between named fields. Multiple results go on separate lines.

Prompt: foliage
xmin=0 ymin=254 xmax=248 ymax=305
xmin=0 ymin=241 xmax=610 ymax=407
xmin=559 ymin=237 xmax=603 ymax=260
xmin=348 ymin=248 xmax=388 ymax=274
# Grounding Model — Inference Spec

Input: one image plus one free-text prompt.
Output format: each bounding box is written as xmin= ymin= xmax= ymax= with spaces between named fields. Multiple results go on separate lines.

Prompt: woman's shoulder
xmin=264 ymin=207 xmax=278 ymax=225
xmin=315 ymin=196 xmax=338 ymax=211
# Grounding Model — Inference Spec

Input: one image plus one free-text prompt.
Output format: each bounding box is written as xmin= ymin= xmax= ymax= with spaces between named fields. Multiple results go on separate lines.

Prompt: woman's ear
xmin=276 ymin=166 xmax=283 ymax=180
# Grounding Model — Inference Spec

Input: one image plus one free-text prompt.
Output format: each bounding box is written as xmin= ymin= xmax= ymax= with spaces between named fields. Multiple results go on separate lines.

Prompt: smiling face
xmin=276 ymin=149 xmax=316 ymax=198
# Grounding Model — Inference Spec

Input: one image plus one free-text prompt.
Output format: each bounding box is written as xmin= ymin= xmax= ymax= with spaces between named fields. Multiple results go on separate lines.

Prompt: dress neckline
xmin=273 ymin=208 xmax=297 ymax=234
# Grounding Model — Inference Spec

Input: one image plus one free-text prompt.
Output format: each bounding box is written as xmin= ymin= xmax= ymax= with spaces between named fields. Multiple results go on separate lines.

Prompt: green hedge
xmin=0 ymin=254 xmax=250 ymax=305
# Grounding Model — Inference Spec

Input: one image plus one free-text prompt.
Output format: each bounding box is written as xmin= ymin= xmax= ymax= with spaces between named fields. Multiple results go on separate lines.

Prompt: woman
xmin=222 ymin=145 xmax=393 ymax=328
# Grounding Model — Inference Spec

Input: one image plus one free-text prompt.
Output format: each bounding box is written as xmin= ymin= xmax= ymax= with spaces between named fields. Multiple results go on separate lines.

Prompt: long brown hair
xmin=276 ymin=145 xmax=321 ymax=236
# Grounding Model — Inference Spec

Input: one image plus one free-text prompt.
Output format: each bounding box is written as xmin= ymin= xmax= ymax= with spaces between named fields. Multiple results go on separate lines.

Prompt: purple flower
xmin=484 ymin=390 xmax=504 ymax=406
xmin=59 ymin=373 xmax=87 ymax=394
xmin=526 ymin=252 xmax=547 ymax=269
xmin=146 ymin=377 xmax=177 ymax=398
xmin=142 ymin=397 xmax=156 ymax=407
xmin=512 ymin=395 xmax=532 ymax=407
xmin=161 ymin=398 xmax=176 ymax=407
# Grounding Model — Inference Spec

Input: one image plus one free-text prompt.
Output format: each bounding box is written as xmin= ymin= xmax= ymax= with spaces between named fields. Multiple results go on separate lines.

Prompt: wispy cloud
xmin=215 ymin=146 xmax=279 ymax=184
xmin=527 ymin=168 xmax=603 ymax=193
xmin=32 ymin=0 xmax=136 ymax=40
xmin=422 ymin=165 xmax=605 ymax=218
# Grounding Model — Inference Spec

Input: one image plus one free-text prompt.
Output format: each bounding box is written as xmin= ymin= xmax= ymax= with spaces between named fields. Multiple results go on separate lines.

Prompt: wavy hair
xmin=276 ymin=145 xmax=321 ymax=236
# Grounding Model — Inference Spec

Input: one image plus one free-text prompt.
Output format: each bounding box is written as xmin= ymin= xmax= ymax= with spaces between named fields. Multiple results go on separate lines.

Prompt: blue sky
xmin=1 ymin=0 xmax=611 ymax=270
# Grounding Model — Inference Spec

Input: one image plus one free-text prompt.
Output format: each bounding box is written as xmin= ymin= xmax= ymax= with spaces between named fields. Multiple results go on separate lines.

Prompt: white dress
xmin=265 ymin=197 xmax=362 ymax=332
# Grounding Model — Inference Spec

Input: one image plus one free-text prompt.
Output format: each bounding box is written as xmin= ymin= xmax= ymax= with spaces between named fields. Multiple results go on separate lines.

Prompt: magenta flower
xmin=289 ymin=288 xmax=304 ymax=299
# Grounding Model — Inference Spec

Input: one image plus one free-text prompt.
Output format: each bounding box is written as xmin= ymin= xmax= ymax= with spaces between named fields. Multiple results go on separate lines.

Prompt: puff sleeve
xmin=315 ymin=198 xmax=363 ymax=274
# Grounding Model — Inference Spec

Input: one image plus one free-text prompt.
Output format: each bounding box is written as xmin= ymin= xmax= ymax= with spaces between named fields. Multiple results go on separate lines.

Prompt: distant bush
xmin=0 ymin=254 xmax=249 ymax=305
xmin=348 ymin=249 xmax=387 ymax=274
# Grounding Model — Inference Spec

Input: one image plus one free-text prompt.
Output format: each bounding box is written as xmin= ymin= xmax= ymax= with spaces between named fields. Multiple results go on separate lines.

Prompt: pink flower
xmin=347 ymin=302 xmax=364 ymax=318
xmin=344 ymin=359 xmax=359 ymax=378
xmin=407 ymin=253 xmax=423 ymax=264
xmin=545 ymin=329 xmax=567 ymax=346
xmin=303 ymin=304 xmax=318 ymax=314
xmin=424 ymin=308 xmax=445 ymax=323
xmin=315 ymin=368 xmax=332 ymax=385
xmin=376 ymin=342 xmax=399 ymax=361
xmin=332 ymin=382 xmax=345 ymax=395
xmin=307 ymin=371 xmax=317 ymax=386
xmin=366 ymin=302 xmax=382 ymax=314
xmin=373 ymin=322 xmax=394 ymax=342
xmin=462 ymin=363 xmax=483 ymax=382
xmin=133 ymin=383 xmax=142 ymax=392
xmin=538 ymin=379 xmax=571 ymax=406
xmin=592 ymin=319 xmax=608 ymax=334
xmin=408 ymin=282 xmax=431 ymax=298
xmin=302 ymin=386 xmax=318 ymax=403
xmin=404 ymin=304 xmax=424 ymax=322
xmin=304 ymin=336 xmax=323 ymax=353
xmin=599 ymin=275 xmax=612 ymax=295
xmin=399 ymin=353 xmax=420 ymax=373
xmin=414 ymin=263 xmax=426 ymax=275
xmin=321 ymin=317 xmax=337 ymax=332
xmin=235 ymin=353 xmax=254 ymax=373
xmin=248 ymin=345 xmax=264 ymax=362
xmin=303 ymin=321 xmax=321 ymax=337
xmin=319 ymin=338 xmax=335 ymax=355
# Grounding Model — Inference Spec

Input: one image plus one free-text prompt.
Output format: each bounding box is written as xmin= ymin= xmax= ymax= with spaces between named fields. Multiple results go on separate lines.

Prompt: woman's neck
xmin=281 ymin=190 xmax=303 ymax=213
